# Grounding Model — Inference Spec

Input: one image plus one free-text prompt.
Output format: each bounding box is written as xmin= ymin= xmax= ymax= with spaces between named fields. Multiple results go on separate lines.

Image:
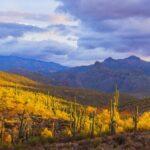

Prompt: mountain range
xmin=50 ymin=56 xmax=150 ymax=97
xmin=0 ymin=55 xmax=68 ymax=75
xmin=0 ymin=55 xmax=150 ymax=97
xmin=1 ymin=71 xmax=150 ymax=112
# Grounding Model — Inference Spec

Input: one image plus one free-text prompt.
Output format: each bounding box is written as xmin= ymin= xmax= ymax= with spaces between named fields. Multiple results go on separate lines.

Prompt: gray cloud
xmin=58 ymin=0 xmax=150 ymax=20
xmin=0 ymin=22 xmax=78 ymax=66
xmin=0 ymin=22 xmax=44 ymax=38
xmin=58 ymin=0 xmax=150 ymax=58
xmin=0 ymin=39 xmax=70 ymax=56
xmin=0 ymin=0 xmax=149 ymax=66
xmin=47 ymin=24 xmax=78 ymax=36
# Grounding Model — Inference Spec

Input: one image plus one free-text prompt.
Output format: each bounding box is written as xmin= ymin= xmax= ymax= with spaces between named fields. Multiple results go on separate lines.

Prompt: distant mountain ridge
xmin=103 ymin=56 xmax=150 ymax=76
xmin=0 ymin=55 xmax=68 ymax=75
xmin=0 ymin=55 xmax=150 ymax=97
xmin=50 ymin=56 xmax=150 ymax=97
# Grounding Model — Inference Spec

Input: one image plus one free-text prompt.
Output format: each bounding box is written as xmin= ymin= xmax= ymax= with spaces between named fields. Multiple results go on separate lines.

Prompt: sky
xmin=0 ymin=0 xmax=150 ymax=66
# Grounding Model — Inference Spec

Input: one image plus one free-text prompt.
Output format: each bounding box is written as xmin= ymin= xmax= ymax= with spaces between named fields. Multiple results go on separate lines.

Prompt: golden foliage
xmin=0 ymin=84 xmax=149 ymax=145
xmin=41 ymin=128 xmax=53 ymax=138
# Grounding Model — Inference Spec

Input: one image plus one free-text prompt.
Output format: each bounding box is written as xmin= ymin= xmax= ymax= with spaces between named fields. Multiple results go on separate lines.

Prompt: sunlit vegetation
xmin=0 ymin=71 xmax=38 ymax=88
xmin=0 ymin=72 xmax=149 ymax=148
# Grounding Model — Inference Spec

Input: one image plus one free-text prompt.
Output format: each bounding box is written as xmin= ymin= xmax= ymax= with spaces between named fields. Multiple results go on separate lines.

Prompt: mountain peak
xmin=126 ymin=55 xmax=141 ymax=61
xmin=94 ymin=61 xmax=101 ymax=65
xmin=104 ymin=57 xmax=115 ymax=63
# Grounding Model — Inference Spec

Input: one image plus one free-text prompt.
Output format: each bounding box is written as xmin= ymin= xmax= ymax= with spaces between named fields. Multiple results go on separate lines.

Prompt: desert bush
xmin=41 ymin=128 xmax=53 ymax=138
xmin=60 ymin=128 xmax=72 ymax=137
xmin=138 ymin=112 xmax=150 ymax=131
xmin=0 ymin=85 xmax=149 ymax=146
xmin=28 ymin=136 xmax=40 ymax=146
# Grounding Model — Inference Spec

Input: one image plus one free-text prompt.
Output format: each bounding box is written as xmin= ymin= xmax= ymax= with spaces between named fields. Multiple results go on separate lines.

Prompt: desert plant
xmin=109 ymin=99 xmax=117 ymax=135
xmin=18 ymin=110 xmax=26 ymax=141
xmin=0 ymin=117 xmax=5 ymax=144
xmin=133 ymin=106 xmax=139 ymax=131
xmin=41 ymin=128 xmax=53 ymax=139
xmin=109 ymin=86 xmax=120 ymax=135
xmin=70 ymin=98 xmax=79 ymax=137
xmin=89 ymin=111 xmax=95 ymax=138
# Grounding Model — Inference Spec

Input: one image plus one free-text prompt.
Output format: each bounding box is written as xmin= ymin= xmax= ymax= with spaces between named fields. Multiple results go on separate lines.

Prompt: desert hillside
xmin=0 ymin=72 xmax=149 ymax=149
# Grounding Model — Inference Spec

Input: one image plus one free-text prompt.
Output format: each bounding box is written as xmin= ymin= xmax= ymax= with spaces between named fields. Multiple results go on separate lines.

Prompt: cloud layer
xmin=58 ymin=0 xmax=150 ymax=58
xmin=0 ymin=0 xmax=150 ymax=66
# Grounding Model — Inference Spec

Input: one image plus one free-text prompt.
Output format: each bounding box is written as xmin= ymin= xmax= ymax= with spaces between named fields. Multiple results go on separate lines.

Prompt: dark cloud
xmin=47 ymin=24 xmax=78 ymax=36
xmin=0 ymin=37 xmax=71 ymax=59
xmin=0 ymin=22 xmax=44 ymax=38
xmin=78 ymin=35 xmax=150 ymax=55
xmin=0 ymin=0 xmax=149 ymax=65
xmin=58 ymin=0 xmax=150 ymax=58
xmin=58 ymin=0 xmax=150 ymax=21
xmin=0 ymin=22 xmax=77 ymax=65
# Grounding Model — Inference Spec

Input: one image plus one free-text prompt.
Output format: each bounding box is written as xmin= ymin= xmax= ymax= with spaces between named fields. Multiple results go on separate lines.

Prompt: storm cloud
xmin=0 ymin=0 xmax=149 ymax=66
xmin=0 ymin=22 xmax=44 ymax=38
xmin=58 ymin=0 xmax=150 ymax=59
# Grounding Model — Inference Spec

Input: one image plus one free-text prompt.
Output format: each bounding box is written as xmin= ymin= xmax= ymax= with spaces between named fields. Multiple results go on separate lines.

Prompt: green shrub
xmin=28 ymin=136 xmax=41 ymax=146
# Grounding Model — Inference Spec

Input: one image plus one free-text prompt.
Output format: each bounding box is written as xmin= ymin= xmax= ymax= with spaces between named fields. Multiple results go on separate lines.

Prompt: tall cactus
xmin=15 ymin=84 xmax=18 ymax=96
xmin=51 ymin=97 xmax=56 ymax=115
xmin=109 ymin=99 xmax=116 ymax=135
xmin=133 ymin=106 xmax=139 ymax=131
xmin=18 ymin=109 xmax=26 ymax=141
xmin=109 ymin=86 xmax=119 ymax=135
xmin=70 ymin=98 xmax=83 ymax=137
xmin=71 ymin=98 xmax=77 ymax=137
xmin=34 ymin=92 xmax=39 ymax=104
xmin=18 ymin=101 xmax=29 ymax=142
xmin=114 ymin=85 xmax=119 ymax=110
xmin=78 ymin=108 xmax=86 ymax=133
xmin=90 ymin=111 xmax=95 ymax=138
xmin=0 ymin=117 xmax=5 ymax=143
xmin=44 ymin=91 xmax=50 ymax=109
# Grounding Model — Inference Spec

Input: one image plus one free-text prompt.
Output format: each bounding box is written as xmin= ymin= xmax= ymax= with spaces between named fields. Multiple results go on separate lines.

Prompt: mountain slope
xmin=0 ymin=71 xmax=141 ymax=110
xmin=0 ymin=71 xmax=38 ymax=87
xmin=50 ymin=56 xmax=150 ymax=97
xmin=0 ymin=55 xmax=150 ymax=97
xmin=103 ymin=56 xmax=150 ymax=75
xmin=0 ymin=72 xmax=150 ymax=148
xmin=0 ymin=55 xmax=68 ymax=75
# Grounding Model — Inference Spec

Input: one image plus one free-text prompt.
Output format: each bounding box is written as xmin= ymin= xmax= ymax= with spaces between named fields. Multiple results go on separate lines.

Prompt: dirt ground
xmin=1 ymin=131 xmax=150 ymax=150
xmin=26 ymin=131 xmax=150 ymax=150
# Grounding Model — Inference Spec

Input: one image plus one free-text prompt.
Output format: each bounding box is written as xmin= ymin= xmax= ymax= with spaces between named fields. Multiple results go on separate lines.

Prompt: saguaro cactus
xmin=78 ymin=108 xmax=86 ymax=133
xmin=15 ymin=84 xmax=18 ymax=96
xmin=71 ymin=100 xmax=77 ymax=137
xmin=69 ymin=98 xmax=89 ymax=137
xmin=114 ymin=85 xmax=119 ymax=110
xmin=90 ymin=111 xmax=95 ymax=138
xmin=110 ymin=99 xmax=116 ymax=135
xmin=18 ymin=110 xmax=26 ymax=140
xmin=109 ymin=87 xmax=119 ymax=135
xmin=44 ymin=91 xmax=50 ymax=109
xmin=18 ymin=101 xmax=29 ymax=142
xmin=0 ymin=117 xmax=5 ymax=143
xmin=47 ymin=91 xmax=50 ymax=108
xmin=133 ymin=106 xmax=139 ymax=131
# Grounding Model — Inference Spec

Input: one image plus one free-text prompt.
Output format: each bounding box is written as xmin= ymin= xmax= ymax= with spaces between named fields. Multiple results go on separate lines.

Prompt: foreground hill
xmin=50 ymin=56 xmax=150 ymax=97
xmin=0 ymin=71 xmax=149 ymax=149
xmin=0 ymin=71 xmax=149 ymax=112
xmin=0 ymin=55 xmax=68 ymax=75
xmin=0 ymin=71 xmax=137 ymax=109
